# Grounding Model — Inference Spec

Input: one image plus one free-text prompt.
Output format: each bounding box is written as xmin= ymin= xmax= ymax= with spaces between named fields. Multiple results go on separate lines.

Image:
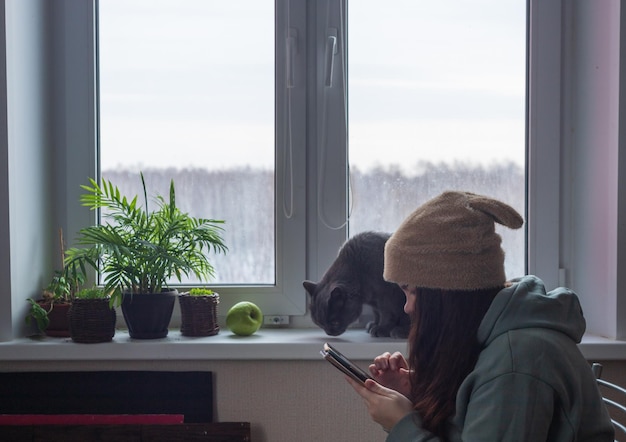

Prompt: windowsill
xmin=0 ymin=329 xmax=625 ymax=362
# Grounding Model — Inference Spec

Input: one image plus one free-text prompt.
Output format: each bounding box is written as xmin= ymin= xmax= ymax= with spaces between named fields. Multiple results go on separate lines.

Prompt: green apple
xmin=226 ymin=301 xmax=263 ymax=336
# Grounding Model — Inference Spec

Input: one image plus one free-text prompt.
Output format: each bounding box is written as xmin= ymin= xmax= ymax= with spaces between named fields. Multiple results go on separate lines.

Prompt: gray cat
xmin=303 ymin=231 xmax=410 ymax=338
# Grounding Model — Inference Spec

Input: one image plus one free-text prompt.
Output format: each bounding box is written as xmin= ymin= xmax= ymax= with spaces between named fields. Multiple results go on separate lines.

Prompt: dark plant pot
xmin=38 ymin=301 xmax=71 ymax=337
xmin=121 ymin=291 xmax=177 ymax=339
xmin=179 ymin=293 xmax=220 ymax=337
xmin=68 ymin=298 xmax=117 ymax=343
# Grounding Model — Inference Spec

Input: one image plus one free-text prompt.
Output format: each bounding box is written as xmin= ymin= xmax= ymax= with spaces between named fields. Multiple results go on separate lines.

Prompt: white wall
xmin=2 ymin=0 xmax=55 ymax=340
xmin=0 ymin=2 xmax=11 ymax=341
xmin=561 ymin=0 xmax=624 ymax=339
xmin=0 ymin=0 xmax=99 ymax=341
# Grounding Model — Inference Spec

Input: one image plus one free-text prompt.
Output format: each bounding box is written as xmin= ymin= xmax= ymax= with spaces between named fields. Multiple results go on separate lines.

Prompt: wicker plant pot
xmin=68 ymin=298 xmax=116 ymax=343
xmin=179 ymin=293 xmax=220 ymax=337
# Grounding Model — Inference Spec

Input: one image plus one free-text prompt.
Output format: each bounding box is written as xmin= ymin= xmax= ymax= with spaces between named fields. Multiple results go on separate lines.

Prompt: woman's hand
xmin=369 ymin=352 xmax=412 ymax=398
xmin=346 ymin=376 xmax=414 ymax=432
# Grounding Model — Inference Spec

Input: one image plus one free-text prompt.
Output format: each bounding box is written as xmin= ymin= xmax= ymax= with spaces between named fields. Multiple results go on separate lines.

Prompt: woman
xmin=347 ymin=191 xmax=614 ymax=441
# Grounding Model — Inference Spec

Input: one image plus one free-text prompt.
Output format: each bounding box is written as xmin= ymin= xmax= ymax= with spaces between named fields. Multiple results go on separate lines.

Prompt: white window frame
xmin=63 ymin=0 xmax=534 ymax=320
xmin=87 ymin=0 xmax=348 ymax=319
xmin=527 ymin=0 xmax=626 ymax=340
xmin=2 ymin=0 xmax=622 ymax=339
xmin=63 ymin=0 xmax=312 ymax=317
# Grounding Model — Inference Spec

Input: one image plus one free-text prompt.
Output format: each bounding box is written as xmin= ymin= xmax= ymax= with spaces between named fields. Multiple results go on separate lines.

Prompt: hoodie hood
xmin=477 ymin=275 xmax=586 ymax=347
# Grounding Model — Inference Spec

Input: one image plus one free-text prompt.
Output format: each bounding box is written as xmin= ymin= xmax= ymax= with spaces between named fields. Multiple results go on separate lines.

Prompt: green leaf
xmin=66 ymin=173 xmax=228 ymax=295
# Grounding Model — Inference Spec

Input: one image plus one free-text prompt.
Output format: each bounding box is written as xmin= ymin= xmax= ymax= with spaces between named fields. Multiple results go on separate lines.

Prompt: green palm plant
xmin=64 ymin=173 xmax=227 ymax=307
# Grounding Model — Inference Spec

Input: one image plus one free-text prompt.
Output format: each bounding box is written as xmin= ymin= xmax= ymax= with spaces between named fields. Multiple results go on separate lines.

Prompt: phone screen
xmin=320 ymin=342 xmax=372 ymax=384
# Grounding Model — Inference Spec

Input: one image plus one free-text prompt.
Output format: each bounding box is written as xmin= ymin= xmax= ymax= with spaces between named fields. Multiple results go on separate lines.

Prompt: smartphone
xmin=320 ymin=342 xmax=372 ymax=384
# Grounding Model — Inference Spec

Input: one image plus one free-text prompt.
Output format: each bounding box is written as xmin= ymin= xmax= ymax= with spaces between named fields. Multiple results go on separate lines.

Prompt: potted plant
xmin=68 ymin=287 xmax=117 ymax=343
xmin=64 ymin=173 xmax=227 ymax=339
xmin=179 ymin=287 xmax=220 ymax=337
xmin=26 ymin=230 xmax=84 ymax=337
xmin=26 ymin=269 xmax=83 ymax=337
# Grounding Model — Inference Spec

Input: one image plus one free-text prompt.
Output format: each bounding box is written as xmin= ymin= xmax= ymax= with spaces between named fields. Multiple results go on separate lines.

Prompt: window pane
xmin=348 ymin=0 xmax=526 ymax=277
xmin=98 ymin=0 xmax=275 ymax=284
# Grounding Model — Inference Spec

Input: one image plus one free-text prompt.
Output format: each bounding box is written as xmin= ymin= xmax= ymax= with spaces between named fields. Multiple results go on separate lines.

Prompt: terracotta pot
xmin=38 ymin=301 xmax=71 ymax=337
xmin=121 ymin=290 xmax=177 ymax=339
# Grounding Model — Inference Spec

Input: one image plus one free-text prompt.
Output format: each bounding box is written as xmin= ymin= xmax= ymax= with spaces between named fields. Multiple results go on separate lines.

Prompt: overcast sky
xmin=99 ymin=0 xmax=526 ymax=174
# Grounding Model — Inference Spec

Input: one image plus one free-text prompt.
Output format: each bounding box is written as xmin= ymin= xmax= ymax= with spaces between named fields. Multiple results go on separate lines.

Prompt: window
xmin=96 ymin=0 xmax=527 ymax=317
xmin=97 ymin=0 xmax=307 ymax=316
xmin=2 ymin=0 xmax=623 ymax=341
xmin=347 ymin=1 xmax=526 ymax=278
xmin=98 ymin=1 xmax=277 ymax=285
xmin=98 ymin=0 xmax=525 ymax=314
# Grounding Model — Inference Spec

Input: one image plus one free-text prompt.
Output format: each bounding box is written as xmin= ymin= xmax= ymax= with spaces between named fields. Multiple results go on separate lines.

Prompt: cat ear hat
xmin=383 ymin=191 xmax=524 ymax=291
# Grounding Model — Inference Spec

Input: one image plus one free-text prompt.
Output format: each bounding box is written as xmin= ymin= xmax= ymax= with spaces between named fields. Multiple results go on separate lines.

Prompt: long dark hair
xmin=407 ymin=286 xmax=501 ymax=440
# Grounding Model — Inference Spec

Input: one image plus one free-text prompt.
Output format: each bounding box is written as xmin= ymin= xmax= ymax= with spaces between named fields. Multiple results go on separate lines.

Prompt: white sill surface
xmin=0 ymin=329 xmax=406 ymax=362
xmin=0 ymin=329 xmax=624 ymax=362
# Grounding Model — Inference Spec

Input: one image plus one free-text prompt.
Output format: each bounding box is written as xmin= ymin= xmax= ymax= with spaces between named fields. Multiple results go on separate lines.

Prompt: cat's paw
xmin=389 ymin=325 xmax=410 ymax=339
xmin=365 ymin=321 xmax=377 ymax=333
xmin=366 ymin=322 xmax=393 ymax=337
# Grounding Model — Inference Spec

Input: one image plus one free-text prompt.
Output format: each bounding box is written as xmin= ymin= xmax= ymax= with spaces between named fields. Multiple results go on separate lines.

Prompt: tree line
xmin=103 ymin=161 xmax=525 ymax=284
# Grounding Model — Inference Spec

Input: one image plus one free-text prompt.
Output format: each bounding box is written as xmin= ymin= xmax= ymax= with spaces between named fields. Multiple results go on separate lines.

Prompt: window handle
xmin=286 ymin=28 xmax=297 ymax=89
xmin=325 ymin=28 xmax=338 ymax=87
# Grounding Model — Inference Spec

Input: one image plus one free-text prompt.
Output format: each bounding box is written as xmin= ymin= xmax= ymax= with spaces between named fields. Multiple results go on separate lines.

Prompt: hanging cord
xmin=317 ymin=0 xmax=352 ymax=230
xmin=282 ymin=95 xmax=295 ymax=219
xmin=283 ymin=69 xmax=295 ymax=219
xmin=283 ymin=0 xmax=295 ymax=219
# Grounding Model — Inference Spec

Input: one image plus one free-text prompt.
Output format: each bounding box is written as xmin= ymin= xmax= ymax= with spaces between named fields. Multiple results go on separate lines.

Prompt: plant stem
xmin=58 ymin=227 xmax=66 ymax=271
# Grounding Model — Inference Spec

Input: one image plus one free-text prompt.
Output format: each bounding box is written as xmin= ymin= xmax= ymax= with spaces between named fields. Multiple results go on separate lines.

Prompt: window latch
xmin=286 ymin=28 xmax=297 ymax=89
xmin=325 ymin=28 xmax=338 ymax=87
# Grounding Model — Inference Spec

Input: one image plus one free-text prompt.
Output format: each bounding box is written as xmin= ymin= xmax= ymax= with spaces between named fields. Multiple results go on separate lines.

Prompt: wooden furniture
xmin=0 ymin=371 xmax=251 ymax=441
xmin=0 ymin=422 xmax=251 ymax=441
xmin=0 ymin=371 xmax=213 ymax=422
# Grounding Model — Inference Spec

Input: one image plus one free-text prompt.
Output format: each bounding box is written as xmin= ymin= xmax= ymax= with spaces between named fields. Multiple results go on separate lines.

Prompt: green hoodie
xmin=387 ymin=275 xmax=614 ymax=441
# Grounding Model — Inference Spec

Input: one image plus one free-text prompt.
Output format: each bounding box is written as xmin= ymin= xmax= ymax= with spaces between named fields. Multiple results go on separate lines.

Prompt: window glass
xmin=98 ymin=0 xmax=275 ymax=284
xmin=348 ymin=0 xmax=526 ymax=277
xmin=98 ymin=0 xmax=526 ymax=292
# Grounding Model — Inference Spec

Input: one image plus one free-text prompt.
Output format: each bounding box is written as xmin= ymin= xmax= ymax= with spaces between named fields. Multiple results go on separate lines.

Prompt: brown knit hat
xmin=383 ymin=191 xmax=524 ymax=290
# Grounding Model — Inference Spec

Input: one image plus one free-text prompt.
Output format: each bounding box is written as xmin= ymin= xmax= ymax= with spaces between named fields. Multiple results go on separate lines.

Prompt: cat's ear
xmin=303 ymin=280 xmax=317 ymax=296
xmin=330 ymin=286 xmax=346 ymax=299
xmin=329 ymin=287 xmax=347 ymax=309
